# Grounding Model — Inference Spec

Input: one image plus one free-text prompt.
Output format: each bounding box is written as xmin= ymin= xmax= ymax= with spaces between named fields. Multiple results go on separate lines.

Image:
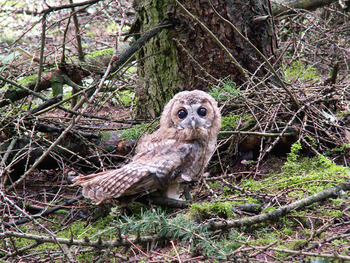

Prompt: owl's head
xmin=160 ymin=90 xmax=221 ymax=140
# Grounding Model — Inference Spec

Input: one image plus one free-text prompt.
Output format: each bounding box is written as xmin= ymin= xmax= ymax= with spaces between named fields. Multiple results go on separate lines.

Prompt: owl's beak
xmin=191 ymin=120 xmax=196 ymax=130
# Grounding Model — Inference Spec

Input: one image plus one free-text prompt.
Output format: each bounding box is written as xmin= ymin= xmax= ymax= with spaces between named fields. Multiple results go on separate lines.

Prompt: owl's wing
xmin=72 ymin=140 xmax=199 ymax=204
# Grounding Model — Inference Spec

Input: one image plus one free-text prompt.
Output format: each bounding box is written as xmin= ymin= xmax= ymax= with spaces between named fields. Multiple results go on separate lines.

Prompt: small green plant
xmin=327 ymin=143 xmax=350 ymax=154
xmin=101 ymin=207 xmax=243 ymax=260
xmin=114 ymin=90 xmax=135 ymax=107
xmin=282 ymin=141 xmax=302 ymax=172
xmin=209 ymin=80 xmax=239 ymax=102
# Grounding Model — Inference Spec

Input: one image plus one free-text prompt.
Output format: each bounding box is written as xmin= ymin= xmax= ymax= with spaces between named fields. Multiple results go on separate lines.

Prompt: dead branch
xmin=110 ymin=19 xmax=174 ymax=74
xmin=270 ymin=247 xmax=350 ymax=261
xmin=40 ymin=0 xmax=103 ymax=15
xmin=1 ymin=182 xmax=349 ymax=253
xmin=0 ymin=66 xmax=87 ymax=108
xmin=271 ymin=0 xmax=337 ymax=16
xmin=28 ymin=94 xmax=62 ymax=114
xmin=206 ymin=182 xmax=350 ymax=230
xmin=3 ymin=195 xmax=84 ymax=228
xmin=0 ymin=230 xmax=163 ymax=249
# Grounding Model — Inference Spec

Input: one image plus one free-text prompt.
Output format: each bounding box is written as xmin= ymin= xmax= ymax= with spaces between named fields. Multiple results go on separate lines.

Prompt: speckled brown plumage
xmin=73 ymin=90 xmax=221 ymax=204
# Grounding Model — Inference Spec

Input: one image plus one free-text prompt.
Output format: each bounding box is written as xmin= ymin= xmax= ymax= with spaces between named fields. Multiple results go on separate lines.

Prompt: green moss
xmin=262 ymin=206 xmax=276 ymax=213
xmin=253 ymin=233 xmax=277 ymax=246
xmin=292 ymin=239 xmax=308 ymax=250
xmin=282 ymin=227 xmax=294 ymax=236
xmin=327 ymin=144 xmax=350 ymax=154
xmin=190 ymin=201 xmax=236 ymax=220
xmin=337 ymin=110 xmax=350 ymax=117
xmin=85 ymin=48 xmax=114 ymax=58
xmin=120 ymin=122 xmax=158 ymax=141
xmin=219 ymin=114 xmax=253 ymax=139
xmin=240 ymin=141 xmax=349 ymax=198
xmin=287 ymin=141 xmax=302 ymax=163
xmin=50 ymin=73 xmax=64 ymax=96
xmin=222 ymin=185 xmax=230 ymax=192
xmin=246 ymin=197 xmax=261 ymax=204
xmin=17 ymin=74 xmax=39 ymax=86
xmin=275 ymin=249 xmax=290 ymax=260
xmin=207 ymin=181 xmax=220 ymax=188
xmin=331 ymin=237 xmax=350 ymax=247
xmin=284 ymin=60 xmax=321 ymax=81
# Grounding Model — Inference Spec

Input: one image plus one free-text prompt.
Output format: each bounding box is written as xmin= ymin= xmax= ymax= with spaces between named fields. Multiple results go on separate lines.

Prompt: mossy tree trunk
xmin=134 ymin=0 xmax=278 ymax=117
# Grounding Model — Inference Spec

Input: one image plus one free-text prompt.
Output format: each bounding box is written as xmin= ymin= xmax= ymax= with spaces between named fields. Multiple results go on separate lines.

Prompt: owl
xmin=73 ymin=90 xmax=221 ymax=204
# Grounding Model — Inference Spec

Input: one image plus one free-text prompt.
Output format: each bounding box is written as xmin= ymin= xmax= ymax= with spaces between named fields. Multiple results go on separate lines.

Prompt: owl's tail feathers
xmin=72 ymin=170 xmax=120 ymax=204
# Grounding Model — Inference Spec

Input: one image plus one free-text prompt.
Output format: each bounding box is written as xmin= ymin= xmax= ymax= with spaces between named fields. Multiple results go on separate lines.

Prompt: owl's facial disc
xmin=174 ymin=102 xmax=212 ymax=131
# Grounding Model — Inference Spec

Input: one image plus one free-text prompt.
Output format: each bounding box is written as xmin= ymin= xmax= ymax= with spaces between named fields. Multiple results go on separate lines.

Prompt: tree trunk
xmin=134 ymin=0 xmax=278 ymax=117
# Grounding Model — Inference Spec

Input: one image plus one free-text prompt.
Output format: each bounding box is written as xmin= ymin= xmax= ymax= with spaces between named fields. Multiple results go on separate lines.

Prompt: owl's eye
xmin=178 ymin=109 xmax=188 ymax=119
xmin=197 ymin=107 xmax=207 ymax=117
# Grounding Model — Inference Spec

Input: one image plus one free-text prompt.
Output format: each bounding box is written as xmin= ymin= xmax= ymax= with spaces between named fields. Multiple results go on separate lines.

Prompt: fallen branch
xmin=28 ymin=94 xmax=62 ymax=114
xmin=206 ymin=182 xmax=350 ymax=230
xmin=3 ymin=195 xmax=84 ymax=228
xmin=2 ymin=182 xmax=349 ymax=251
xmin=270 ymin=247 xmax=350 ymax=261
xmin=0 ymin=67 xmax=85 ymax=108
xmin=0 ymin=231 xmax=162 ymax=249
xmin=220 ymin=130 xmax=295 ymax=137
xmin=271 ymin=0 xmax=337 ymax=16
xmin=111 ymin=19 xmax=174 ymax=74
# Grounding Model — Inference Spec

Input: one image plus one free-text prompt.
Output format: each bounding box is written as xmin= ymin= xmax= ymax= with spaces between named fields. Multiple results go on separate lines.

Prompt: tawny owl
xmin=73 ymin=90 xmax=221 ymax=204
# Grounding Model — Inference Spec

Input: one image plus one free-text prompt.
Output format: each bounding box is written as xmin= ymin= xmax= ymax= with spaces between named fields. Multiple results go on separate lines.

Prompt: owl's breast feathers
xmin=72 ymin=139 xmax=203 ymax=204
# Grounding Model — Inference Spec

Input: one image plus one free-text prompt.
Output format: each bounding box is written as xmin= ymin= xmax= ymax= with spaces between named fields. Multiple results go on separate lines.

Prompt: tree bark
xmin=133 ymin=0 xmax=279 ymax=117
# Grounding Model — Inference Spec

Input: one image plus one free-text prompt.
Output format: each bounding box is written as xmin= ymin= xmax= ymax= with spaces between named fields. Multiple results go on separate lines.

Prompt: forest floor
xmin=1 ymin=1 xmax=350 ymax=262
